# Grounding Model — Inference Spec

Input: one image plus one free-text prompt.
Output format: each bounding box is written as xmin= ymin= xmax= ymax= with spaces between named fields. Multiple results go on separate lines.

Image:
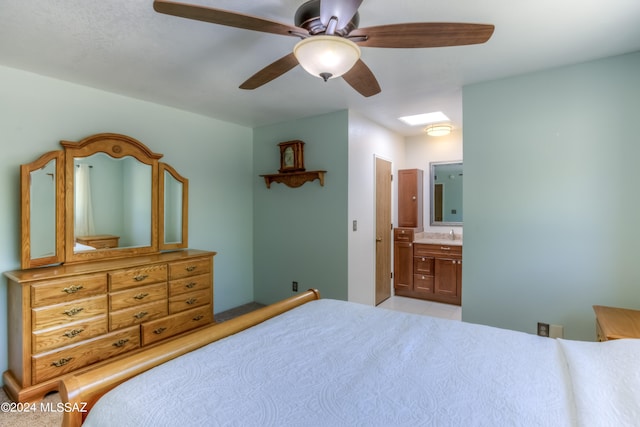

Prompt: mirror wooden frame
xmin=20 ymin=133 xmax=189 ymax=268
xmin=62 ymin=133 xmax=162 ymax=264
xmin=20 ymin=150 xmax=65 ymax=269
xmin=159 ymin=162 xmax=189 ymax=251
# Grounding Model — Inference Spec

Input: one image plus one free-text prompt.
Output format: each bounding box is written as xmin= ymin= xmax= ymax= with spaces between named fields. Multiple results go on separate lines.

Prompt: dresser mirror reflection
xmin=430 ymin=161 xmax=463 ymax=226
xmin=20 ymin=133 xmax=188 ymax=268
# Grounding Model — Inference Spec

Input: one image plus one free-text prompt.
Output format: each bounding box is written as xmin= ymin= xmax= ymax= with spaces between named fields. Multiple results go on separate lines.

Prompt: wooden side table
xmin=593 ymin=305 xmax=640 ymax=341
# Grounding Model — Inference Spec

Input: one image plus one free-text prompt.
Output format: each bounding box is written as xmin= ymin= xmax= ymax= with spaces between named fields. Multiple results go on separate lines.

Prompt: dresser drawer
xmin=30 ymin=273 xmax=107 ymax=308
xmin=142 ymin=305 xmax=213 ymax=346
xmin=394 ymin=228 xmax=414 ymax=242
xmin=169 ymin=289 xmax=211 ymax=314
xmin=32 ymin=315 xmax=108 ymax=354
xmin=109 ymin=264 xmax=168 ymax=291
xmin=414 ymin=256 xmax=434 ymax=275
xmin=109 ymin=282 xmax=168 ymax=311
xmin=169 ymin=274 xmax=211 ymax=296
xmin=414 ymin=243 xmax=462 ymax=258
xmin=414 ymin=274 xmax=434 ymax=293
xmin=109 ymin=300 xmax=168 ymax=331
xmin=32 ymin=295 xmax=108 ymax=331
xmin=32 ymin=326 xmax=139 ymax=384
xmin=168 ymin=258 xmax=211 ymax=280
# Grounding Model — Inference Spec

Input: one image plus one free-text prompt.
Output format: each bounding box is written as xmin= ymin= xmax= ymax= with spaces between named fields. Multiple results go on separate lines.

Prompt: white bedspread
xmin=558 ymin=338 xmax=640 ymax=426
xmin=84 ymin=299 xmax=604 ymax=426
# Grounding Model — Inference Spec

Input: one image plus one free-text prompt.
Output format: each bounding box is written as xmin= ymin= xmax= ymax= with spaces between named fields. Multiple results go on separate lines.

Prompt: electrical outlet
xmin=292 ymin=281 xmax=298 ymax=292
xmin=537 ymin=322 xmax=550 ymax=337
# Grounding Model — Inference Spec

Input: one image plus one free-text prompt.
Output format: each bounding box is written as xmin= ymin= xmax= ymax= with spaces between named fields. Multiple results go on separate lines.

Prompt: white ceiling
xmin=1 ymin=0 xmax=639 ymax=136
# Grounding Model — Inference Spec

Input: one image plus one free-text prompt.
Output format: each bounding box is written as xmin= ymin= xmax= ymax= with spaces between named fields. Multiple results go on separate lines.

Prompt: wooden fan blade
xmin=320 ymin=0 xmax=364 ymax=31
xmin=153 ymin=0 xmax=307 ymax=37
xmin=350 ymin=23 xmax=494 ymax=48
xmin=240 ymin=53 xmax=299 ymax=90
xmin=342 ymin=59 xmax=381 ymax=97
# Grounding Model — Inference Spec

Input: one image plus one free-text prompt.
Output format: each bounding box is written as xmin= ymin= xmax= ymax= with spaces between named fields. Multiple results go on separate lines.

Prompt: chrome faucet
xmin=449 ymin=229 xmax=455 ymax=240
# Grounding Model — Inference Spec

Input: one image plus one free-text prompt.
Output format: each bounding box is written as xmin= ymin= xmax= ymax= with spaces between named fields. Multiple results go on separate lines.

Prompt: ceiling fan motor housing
xmin=294 ymin=0 xmax=359 ymax=36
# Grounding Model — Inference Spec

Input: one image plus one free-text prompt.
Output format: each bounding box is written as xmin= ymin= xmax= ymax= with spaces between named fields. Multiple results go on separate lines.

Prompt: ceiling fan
xmin=153 ymin=0 xmax=494 ymax=97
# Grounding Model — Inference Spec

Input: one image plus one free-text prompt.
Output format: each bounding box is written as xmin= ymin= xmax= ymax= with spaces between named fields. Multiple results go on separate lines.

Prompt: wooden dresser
xmin=3 ymin=249 xmax=215 ymax=402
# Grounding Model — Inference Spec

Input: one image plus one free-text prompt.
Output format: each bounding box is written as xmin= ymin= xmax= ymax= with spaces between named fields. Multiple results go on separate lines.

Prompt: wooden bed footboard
xmin=59 ymin=289 xmax=321 ymax=427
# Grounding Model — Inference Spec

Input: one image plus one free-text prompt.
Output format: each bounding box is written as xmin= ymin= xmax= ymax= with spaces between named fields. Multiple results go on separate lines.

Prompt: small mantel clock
xmin=278 ymin=140 xmax=305 ymax=173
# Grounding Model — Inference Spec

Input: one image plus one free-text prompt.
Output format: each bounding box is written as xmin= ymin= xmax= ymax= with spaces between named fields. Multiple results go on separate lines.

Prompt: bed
xmin=60 ymin=290 xmax=640 ymax=426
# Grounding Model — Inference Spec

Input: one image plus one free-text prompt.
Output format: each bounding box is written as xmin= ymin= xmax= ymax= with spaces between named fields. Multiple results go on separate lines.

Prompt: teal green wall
xmin=253 ymin=111 xmax=349 ymax=304
xmin=462 ymin=52 xmax=640 ymax=340
xmin=0 ymin=66 xmax=254 ymax=375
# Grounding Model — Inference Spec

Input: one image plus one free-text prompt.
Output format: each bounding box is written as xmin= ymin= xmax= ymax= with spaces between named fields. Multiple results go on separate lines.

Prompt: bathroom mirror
xmin=430 ymin=161 xmax=463 ymax=226
xmin=20 ymin=132 xmax=189 ymax=268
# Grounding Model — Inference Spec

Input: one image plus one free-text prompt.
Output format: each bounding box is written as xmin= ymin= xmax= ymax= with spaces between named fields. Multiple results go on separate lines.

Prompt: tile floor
xmin=377 ymin=295 xmax=462 ymax=321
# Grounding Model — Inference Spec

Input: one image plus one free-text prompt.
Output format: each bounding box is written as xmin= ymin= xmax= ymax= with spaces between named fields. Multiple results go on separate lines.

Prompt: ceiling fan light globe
xmin=293 ymin=35 xmax=361 ymax=80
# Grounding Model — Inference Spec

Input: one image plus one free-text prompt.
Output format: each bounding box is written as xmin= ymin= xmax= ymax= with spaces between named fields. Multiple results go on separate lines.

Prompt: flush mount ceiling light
xmin=398 ymin=111 xmax=450 ymax=126
xmin=425 ymin=123 xmax=453 ymax=137
xmin=293 ymin=35 xmax=361 ymax=82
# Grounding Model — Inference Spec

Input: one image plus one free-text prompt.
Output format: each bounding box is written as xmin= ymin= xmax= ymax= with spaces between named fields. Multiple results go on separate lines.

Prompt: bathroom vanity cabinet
xmin=393 ymin=235 xmax=462 ymax=306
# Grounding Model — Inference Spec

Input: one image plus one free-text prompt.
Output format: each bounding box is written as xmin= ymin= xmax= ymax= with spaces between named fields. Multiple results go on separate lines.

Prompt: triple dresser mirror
xmin=5 ymin=133 xmax=216 ymax=404
xmin=20 ymin=132 xmax=188 ymax=269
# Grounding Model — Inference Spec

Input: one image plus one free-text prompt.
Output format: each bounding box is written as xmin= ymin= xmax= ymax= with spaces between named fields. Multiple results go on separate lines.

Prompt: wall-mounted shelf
xmin=260 ymin=170 xmax=326 ymax=189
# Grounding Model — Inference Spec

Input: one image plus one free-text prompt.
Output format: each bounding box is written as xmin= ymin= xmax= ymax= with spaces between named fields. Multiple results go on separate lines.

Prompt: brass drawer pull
xmin=63 ymin=328 xmax=84 ymax=338
xmin=51 ymin=357 xmax=73 ymax=367
xmin=440 ymin=246 xmax=451 ymax=251
xmin=63 ymin=307 xmax=84 ymax=317
xmin=113 ymin=339 xmax=129 ymax=348
xmin=186 ymin=282 xmax=197 ymax=289
xmin=153 ymin=327 xmax=166 ymax=335
xmin=185 ymin=298 xmax=197 ymax=305
xmin=133 ymin=311 xmax=148 ymax=319
xmin=185 ymin=265 xmax=197 ymax=272
xmin=134 ymin=292 xmax=149 ymax=300
xmin=62 ymin=285 xmax=84 ymax=294
xmin=192 ymin=315 xmax=204 ymax=321
xmin=134 ymin=274 xmax=149 ymax=282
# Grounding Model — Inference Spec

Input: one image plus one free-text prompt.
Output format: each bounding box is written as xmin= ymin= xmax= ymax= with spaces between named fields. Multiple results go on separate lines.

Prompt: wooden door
xmin=375 ymin=157 xmax=392 ymax=305
xmin=434 ymin=183 xmax=444 ymax=222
